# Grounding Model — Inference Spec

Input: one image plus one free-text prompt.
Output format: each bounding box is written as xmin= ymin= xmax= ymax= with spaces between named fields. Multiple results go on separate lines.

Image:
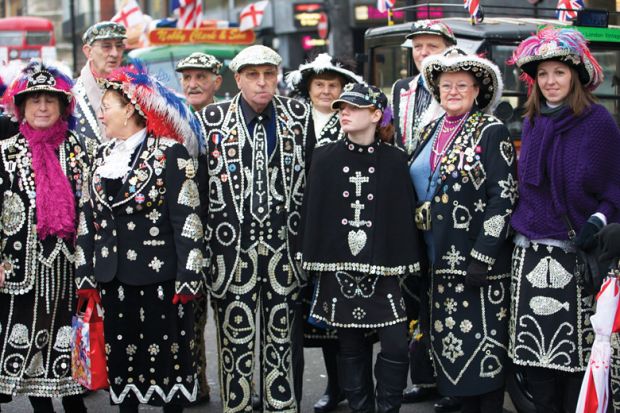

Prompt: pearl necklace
xmin=431 ymin=113 xmax=468 ymax=170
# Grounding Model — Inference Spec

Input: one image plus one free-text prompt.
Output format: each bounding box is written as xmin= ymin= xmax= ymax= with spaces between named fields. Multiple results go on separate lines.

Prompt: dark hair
xmin=17 ymin=92 xmax=69 ymax=122
xmin=523 ymin=65 xmax=595 ymax=122
xmin=103 ymin=88 xmax=147 ymax=128
xmin=377 ymin=122 xmax=394 ymax=143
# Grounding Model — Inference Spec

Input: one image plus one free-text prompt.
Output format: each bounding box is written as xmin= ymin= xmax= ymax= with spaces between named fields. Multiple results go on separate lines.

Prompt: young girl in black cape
xmin=300 ymin=83 xmax=421 ymax=413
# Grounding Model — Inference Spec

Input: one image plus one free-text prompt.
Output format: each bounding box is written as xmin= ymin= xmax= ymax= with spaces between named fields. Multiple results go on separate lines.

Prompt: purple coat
xmin=511 ymin=103 xmax=620 ymax=240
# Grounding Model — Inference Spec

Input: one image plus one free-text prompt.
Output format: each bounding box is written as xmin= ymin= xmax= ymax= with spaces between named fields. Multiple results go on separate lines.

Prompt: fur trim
xmin=286 ymin=53 xmax=362 ymax=96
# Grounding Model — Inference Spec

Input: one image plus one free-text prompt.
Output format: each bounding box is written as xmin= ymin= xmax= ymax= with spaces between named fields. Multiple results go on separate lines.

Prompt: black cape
xmin=300 ymin=137 xmax=421 ymax=275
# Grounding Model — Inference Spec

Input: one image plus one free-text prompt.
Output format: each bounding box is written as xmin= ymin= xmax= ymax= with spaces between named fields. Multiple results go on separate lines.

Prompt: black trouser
xmin=28 ymin=395 xmax=87 ymax=413
xmin=339 ymin=323 xmax=408 ymax=362
xmin=520 ymin=365 xmax=583 ymax=413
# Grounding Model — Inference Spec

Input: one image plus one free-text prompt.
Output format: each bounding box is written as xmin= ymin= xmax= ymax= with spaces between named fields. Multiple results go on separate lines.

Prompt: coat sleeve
xmin=164 ymin=143 xmax=205 ymax=295
xmin=470 ymin=123 xmax=518 ymax=266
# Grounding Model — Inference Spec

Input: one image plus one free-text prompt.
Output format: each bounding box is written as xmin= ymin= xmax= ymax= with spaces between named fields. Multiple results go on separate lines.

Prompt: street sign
xmin=318 ymin=12 xmax=329 ymax=39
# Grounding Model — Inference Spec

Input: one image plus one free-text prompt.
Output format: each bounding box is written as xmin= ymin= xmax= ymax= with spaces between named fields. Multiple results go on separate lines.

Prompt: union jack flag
xmin=556 ymin=0 xmax=584 ymax=22
xmin=377 ymin=0 xmax=395 ymax=13
xmin=464 ymin=0 xmax=483 ymax=23
xmin=171 ymin=0 xmax=203 ymax=29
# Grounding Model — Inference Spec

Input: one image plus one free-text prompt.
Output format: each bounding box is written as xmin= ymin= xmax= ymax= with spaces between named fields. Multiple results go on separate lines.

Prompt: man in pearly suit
xmin=195 ymin=45 xmax=314 ymax=413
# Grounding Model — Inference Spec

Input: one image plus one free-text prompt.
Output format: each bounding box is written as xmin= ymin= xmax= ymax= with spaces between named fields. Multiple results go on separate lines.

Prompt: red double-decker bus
xmin=0 ymin=16 xmax=56 ymax=63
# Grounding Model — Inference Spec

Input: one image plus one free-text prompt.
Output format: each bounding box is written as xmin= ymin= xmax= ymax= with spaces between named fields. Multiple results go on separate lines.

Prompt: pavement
xmin=2 ymin=314 xmax=518 ymax=413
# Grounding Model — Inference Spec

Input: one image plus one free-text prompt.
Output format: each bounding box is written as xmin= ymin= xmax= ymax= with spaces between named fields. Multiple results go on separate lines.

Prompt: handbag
xmin=71 ymin=296 xmax=109 ymax=390
xmin=562 ymin=214 xmax=606 ymax=296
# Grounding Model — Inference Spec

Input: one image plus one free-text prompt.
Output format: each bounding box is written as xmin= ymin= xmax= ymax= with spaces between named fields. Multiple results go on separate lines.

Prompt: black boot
xmin=374 ymin=354 xmax=408 ymax=413
xmin=62 ymin=394 xmax=88 ymax=413
xmin=315 ymin=346 xmax=345 ymax=413
xmin=28 ymin=397 xmax=55 ymax=413
xmin=527 ymin=377 xmax=560 ymax=413
xmin=338 ymin=354 xmax=375 ymax=413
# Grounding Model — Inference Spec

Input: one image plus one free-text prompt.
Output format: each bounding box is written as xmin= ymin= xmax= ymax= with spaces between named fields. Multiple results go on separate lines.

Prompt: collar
xmin=97 ymin=128 xmax=147 ymax=180
xmin=343 ymin=135 xmax=380 ymax=154
xmin=239 ymin=96 xmax=274 ymax=124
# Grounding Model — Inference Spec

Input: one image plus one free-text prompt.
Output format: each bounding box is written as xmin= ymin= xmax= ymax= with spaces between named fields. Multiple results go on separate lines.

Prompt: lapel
xmin=411 ymin=117 xmax=439 ymax=162
xmin=274 ymin=96 xmax=295 ymax=205
xmin=91 ymin=142 xmax=115 ymax=211
xmin=317 ymin=112 xmax=340 ymax=144
xmin=112 ymin=137 xmax=154 ymax=208
xmin=220 ymin=95 xmax=244 ymax=221
xmin=3 ymin=135 xmax=30 ymax=192
xmin=73 ymin=78 xmax=102 ymax=142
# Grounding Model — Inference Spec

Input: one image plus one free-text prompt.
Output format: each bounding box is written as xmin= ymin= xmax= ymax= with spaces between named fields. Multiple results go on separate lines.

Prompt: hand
xmin=172 ymin=293 xmax=198 ymax=305
xmin=76 ymin=288 xmax=101 ymax=305
xmin=575 ymin=215 xmax=604 ymax=251
xmin=597 ymin=223 xmax=620 ymax=262
xmin=465 ymin=259 xmax=489 ymax=288
xmin=0 ymin=265 xmax=4 ymax=288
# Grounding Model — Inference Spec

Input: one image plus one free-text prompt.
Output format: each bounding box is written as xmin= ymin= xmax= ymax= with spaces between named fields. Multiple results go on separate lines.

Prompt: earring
xmin=123 ymin=117 xmax=128 ymax=127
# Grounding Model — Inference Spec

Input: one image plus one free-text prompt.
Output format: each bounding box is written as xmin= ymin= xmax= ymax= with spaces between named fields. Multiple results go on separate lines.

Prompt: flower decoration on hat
xmin=508 ymin=26 xmax=603 ymax=92
xmin=101 ymin=61 xmax=204 ymax=157
xmin=406 ymin=20 xmax=457 ymax=46
xmin=422 ymin=46 xmax=503 ymax=114
xmin=3 ymin=60 xmax=75 ymax=126
xmin=176 ymin=52 xmax=223 ymax=74
xmin=285 ymin=53 xmax=363 ymax=98
xmin=82 ymin=21 xmax=127 ymax=45
xmin=229 ymin=45 xmax=282 ymax=73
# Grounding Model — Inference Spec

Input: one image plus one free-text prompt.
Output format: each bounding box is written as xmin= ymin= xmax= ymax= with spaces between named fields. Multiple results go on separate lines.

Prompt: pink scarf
xmin=20 ymin=119 xmax=76 ymax=241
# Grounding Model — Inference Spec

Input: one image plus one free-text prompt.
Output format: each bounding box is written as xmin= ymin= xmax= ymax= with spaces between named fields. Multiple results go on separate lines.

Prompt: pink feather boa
xmin=20 ymin=119 xmax=76 ymax=241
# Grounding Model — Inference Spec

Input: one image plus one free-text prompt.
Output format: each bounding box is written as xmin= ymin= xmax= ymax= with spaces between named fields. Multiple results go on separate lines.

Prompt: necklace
xmin=430 ymin=113 xmax=468 ymax=170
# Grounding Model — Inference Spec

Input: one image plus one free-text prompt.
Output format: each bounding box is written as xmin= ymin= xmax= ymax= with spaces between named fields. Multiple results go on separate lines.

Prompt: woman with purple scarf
xmin=508 ymin=27 xmax=620 ymax=412
xmin=0 ymin=62 xmax=91 ymax=412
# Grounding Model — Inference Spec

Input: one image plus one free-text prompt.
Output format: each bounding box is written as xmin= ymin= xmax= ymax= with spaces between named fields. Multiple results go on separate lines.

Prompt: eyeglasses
xmin=439 ymin=83 xmax=475 ymax=93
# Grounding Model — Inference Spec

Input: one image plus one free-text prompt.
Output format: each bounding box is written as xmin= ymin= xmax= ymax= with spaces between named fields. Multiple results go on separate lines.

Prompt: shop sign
xmin=149 ymin=28 xmax=256 ymax=45
xmin=293 ymin=3 xmax=325 ymax=29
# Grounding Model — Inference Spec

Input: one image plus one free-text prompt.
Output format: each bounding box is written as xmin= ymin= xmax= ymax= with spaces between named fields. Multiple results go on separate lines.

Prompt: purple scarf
xmin=20 ymin=119 xmax=76 ymax=241
xmin=521 ymin=106 xmax=592 ymax=215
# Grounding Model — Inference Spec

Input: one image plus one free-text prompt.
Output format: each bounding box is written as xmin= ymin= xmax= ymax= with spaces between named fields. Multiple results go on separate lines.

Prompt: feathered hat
xmin=508 ymin=27 xmax=603 ymax=91
xmin=2 ymin=60 xmax=75 ymax=125
xmin=422 ymin=47 xmax=503 ymax=114
xmin=285 ymin=53 xmax=362 ymax=98
xmin=100 ymin=61 xmax=204 ymax=157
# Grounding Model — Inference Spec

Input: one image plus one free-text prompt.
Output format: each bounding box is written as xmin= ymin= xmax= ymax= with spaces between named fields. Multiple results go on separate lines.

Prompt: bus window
xmin=0 ymin=32 xmax=22 ymax=47
xmin=26 ymin=32 xmax=52 ymax=46
xmin=592 ymin=50 xmax=620 ymax=124
xmin=371 ymin=45 xmax=409 ymax=101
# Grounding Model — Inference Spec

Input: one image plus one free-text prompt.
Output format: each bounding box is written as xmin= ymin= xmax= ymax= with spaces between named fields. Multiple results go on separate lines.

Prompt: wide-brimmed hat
xmin=509 ymin=26 xmax=603 ymax=91
xmin=422 ymin=47 xmax=503 ymax=113
xmin=100 ymin=62 xmax=203 ymax=156
xmin=83 ymin=21 xmax=127 ymax=45
xmin=331 ymin=83 xmax=388 ymax=112
xmin=285 ymin=53 xmax=362 ymax=98
xmin=3 ymin=61 xmax=75 ymax=121
xmin=405 ymin=20 xmax=457 ymax=46
xmin=229 ymin=45 xmax=282 ymax=73
xmin=176 ymin=52 xmax=223 ymax=74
